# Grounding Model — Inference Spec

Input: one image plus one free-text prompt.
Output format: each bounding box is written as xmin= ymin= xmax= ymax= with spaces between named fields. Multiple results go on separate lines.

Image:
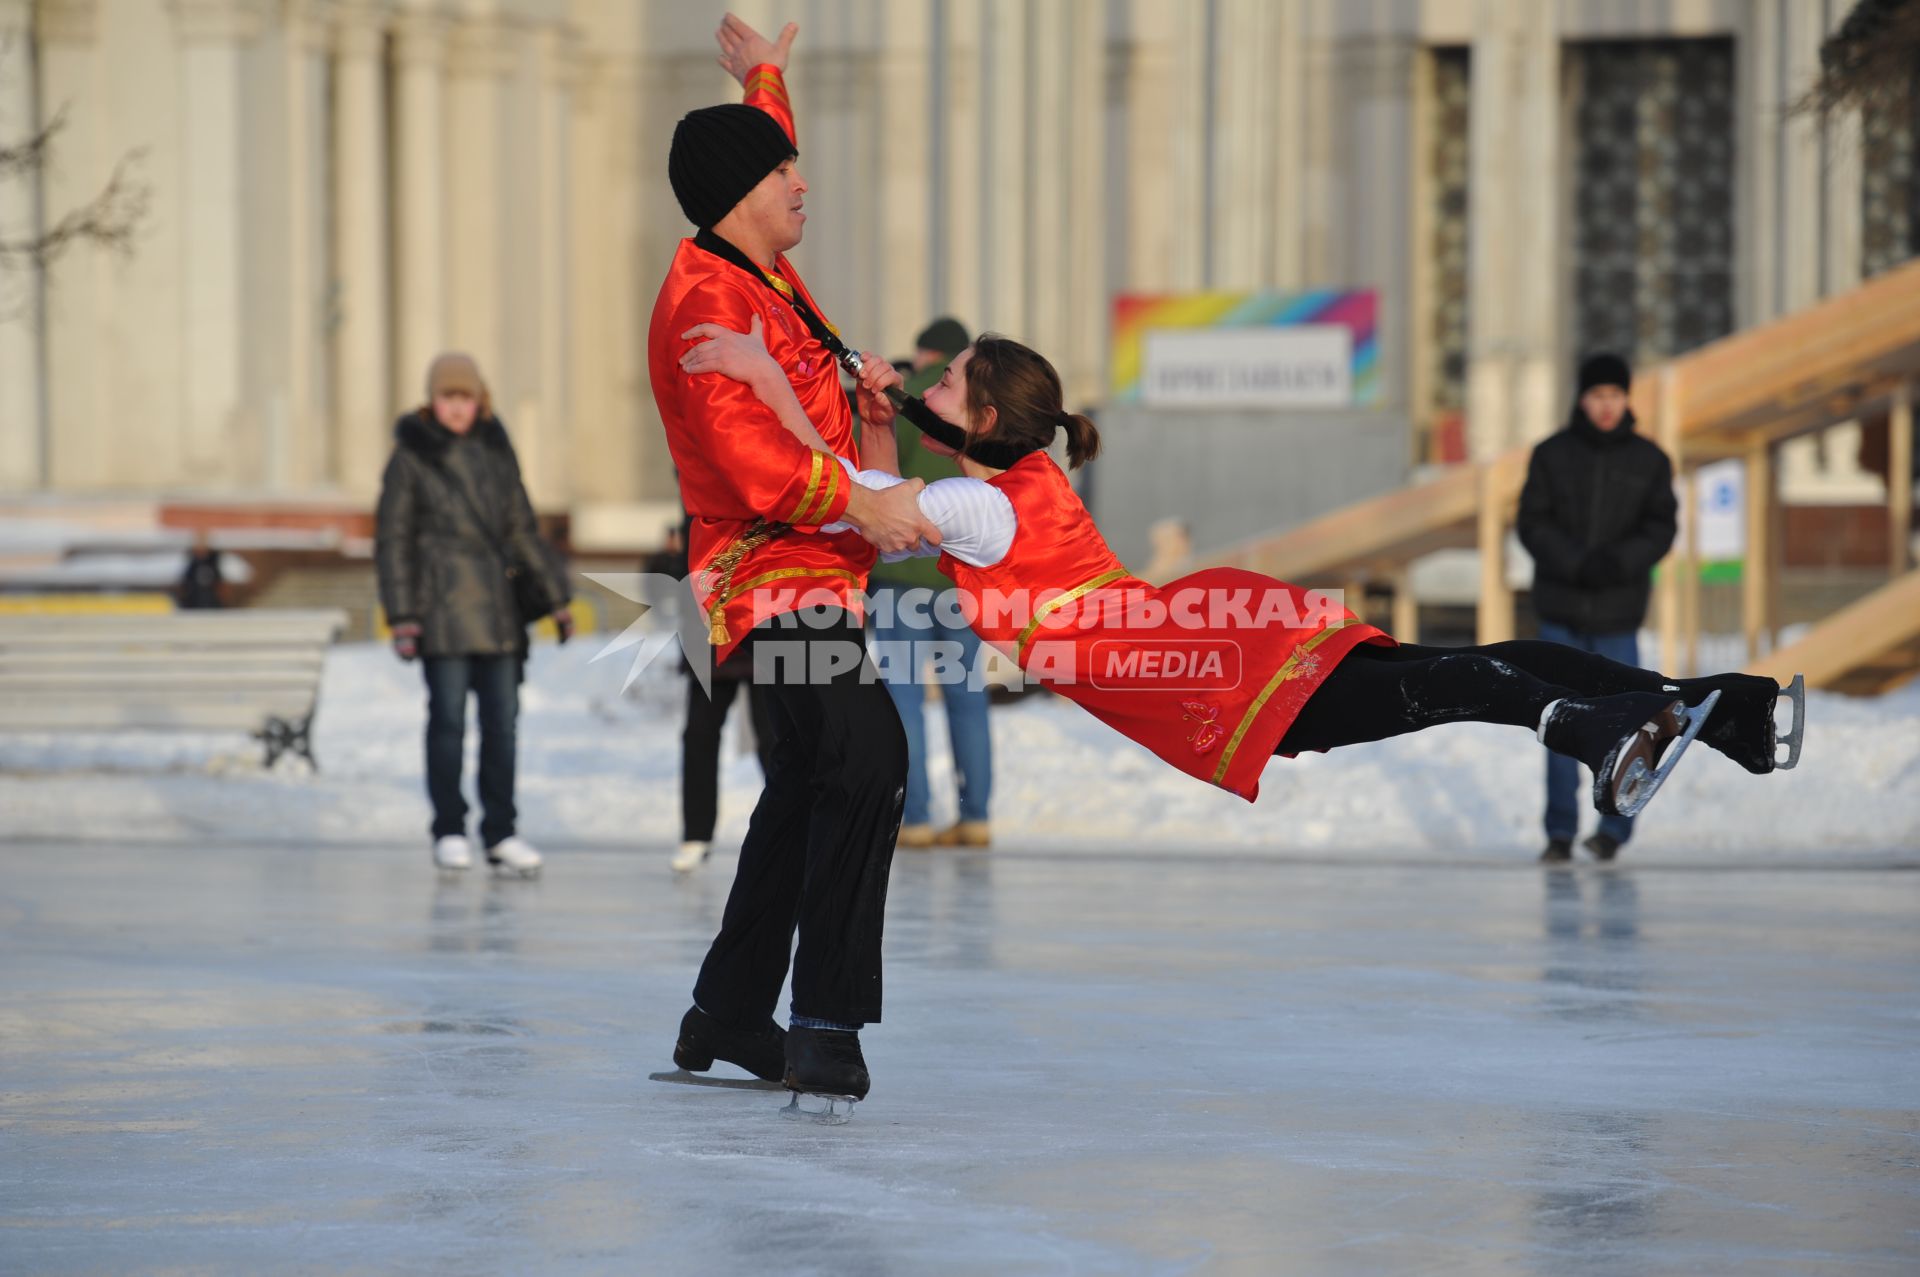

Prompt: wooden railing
xmin=1195 ymin=257 xmax=1920 ymax=688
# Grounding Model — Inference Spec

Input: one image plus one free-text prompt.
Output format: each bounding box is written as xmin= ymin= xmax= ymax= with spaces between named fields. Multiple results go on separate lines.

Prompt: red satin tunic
xmin=647 ymin=65 xmax=875 ymax=662
xmin=938 ymin=454 xmax=1393 ymax=801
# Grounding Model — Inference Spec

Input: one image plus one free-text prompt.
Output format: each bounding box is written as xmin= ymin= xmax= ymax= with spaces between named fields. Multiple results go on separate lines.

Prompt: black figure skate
xmin=1542 ymin=690 xmax=1721 ymax=818
xmin=782 ymin=1025 xmax=869 ymax=1124
xmin=671 ymin=1005 xmax=786 ymax=1082
xmin=1668 ymin=672 xmax=1806 ymax=775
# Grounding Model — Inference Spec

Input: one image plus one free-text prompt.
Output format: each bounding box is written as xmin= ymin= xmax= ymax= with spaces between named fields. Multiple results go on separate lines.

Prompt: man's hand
xmin=852 ymin=349 xmax=902 ymax=430
xmin=552 ymin=607 xmax=575 ymax=645
xmin=715 ymin=12 xmax=797 ymax=86
xmin=844 ymin=479 xmax=942 ymax=556
xmin=391 ymin=620 xmax=422 ymax=662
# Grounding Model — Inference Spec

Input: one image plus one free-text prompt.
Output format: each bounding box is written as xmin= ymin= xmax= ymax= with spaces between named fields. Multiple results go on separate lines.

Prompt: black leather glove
xmin=391 ymin=621 xmax=423 ymax=662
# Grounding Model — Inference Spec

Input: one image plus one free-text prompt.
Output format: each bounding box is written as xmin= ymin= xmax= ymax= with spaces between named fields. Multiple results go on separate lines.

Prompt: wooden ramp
xmin=1201 ymin=461 xmax=1482 ymax=582
xmin=1195 ymin=256 xmax=1920 ymax=684
xmin=1748 ymin=566 xmax=1920 ymax=695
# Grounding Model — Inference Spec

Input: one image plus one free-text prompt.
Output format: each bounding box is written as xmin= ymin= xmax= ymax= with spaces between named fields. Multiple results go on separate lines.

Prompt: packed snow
xmin=1 ymin=638 xmax=1914 ymax=861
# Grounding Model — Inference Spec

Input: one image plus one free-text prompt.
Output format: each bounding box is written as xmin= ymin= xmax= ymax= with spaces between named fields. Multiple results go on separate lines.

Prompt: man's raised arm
xmin=716 ymin=13 xmax=798 ymax=142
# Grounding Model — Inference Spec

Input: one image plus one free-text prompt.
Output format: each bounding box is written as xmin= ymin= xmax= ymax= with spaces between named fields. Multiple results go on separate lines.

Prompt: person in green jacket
xmin=869 ymin=318 xmax=994 ymax=848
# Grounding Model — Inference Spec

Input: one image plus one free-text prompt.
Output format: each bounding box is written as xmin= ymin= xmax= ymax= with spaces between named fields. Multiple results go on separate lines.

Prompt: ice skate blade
xmin=1613 ymin=690 xmax=1719 ymax=818
xmin=488 ymin=863 xmax=540 ymax=880
xmin=1775 ymin=674 xmax=1806 ymax=771
xmin=648 ymin=1069 xmax=786 ymax=1092
xmin=781 ymin=1091 xmax=859 ymax=1124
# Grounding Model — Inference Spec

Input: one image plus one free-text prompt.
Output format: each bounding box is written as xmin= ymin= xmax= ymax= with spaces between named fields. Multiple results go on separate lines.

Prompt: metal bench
xmin=0 ymin=609 xmax=348 ymax=768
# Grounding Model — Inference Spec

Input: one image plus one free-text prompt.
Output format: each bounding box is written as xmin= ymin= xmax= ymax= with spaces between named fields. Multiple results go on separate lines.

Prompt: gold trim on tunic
xmin=1209 ymin=619 xmax=1356 ymax=785
xmin=797 ymin=453 xmax=841 ymax=525
xmin=1014 ymin=568 xmax=1129 ymax=660
xmin=783 ymin=451 xmax=826 ymax=525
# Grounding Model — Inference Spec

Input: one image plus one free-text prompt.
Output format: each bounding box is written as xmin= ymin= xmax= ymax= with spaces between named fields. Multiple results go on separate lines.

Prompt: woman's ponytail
xmin=1061 ymin=411 xmax=1101 ymax=470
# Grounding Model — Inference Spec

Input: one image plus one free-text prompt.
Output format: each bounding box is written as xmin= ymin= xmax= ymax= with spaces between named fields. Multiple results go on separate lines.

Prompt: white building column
xmin=981 ymin=0 xmax=1030 ymax=333
xmin=172 ymin=0 xmax=262 ymax=487
xmin=444 ymin=13 xmax=511 ymax=376
xmin=1465 ymin=0 xmax=1560 ymax=458
xmin=1213 ymin=0 xmax=1279 ymax=288
xmin=1116 ymin=0 xmax=1206 ymax=292
xmin=1767 ymin=1 xmax=1879 ymax=503
xmin=1298 ymin=0 xmax=1341 ymax=283
xmin=392 ymin=8 xmax=447 ymax=412
xmin=873 ymin=2 xmax=932 ymax=354
xmin=565 ymin=12 xmax=645 ymax=503
xmin=331 ymin=2 xmax=390 ymax=497
xmin=938 ymin=0 xmax=983 ymax=327
xmin=0 ymin=0 xmax=41 ymax=490
xmin=481 ymin=19 xmax=567 ymax=510
xmin=1061 ymin=0 xmax=1105 ymax=406
xmin=34 ymin=0 xmax=103 ymax=488
xmin=1027 ymin=0 xmax=1068 ymax=352
xmin=1777 ymin=0 xmax=1827 ymax=316
xmin=521 ymin=24 xmax=573 ymax=509
xmin=1329 ymin=25 xmax=1417 ymax=412
xmin=563 ymin=48 xmax=616 ymax=504
xmin=273 ymin=0 xmax=331 ymax=491
xmin=1270 ymin=0 xmax=1309 ymax=289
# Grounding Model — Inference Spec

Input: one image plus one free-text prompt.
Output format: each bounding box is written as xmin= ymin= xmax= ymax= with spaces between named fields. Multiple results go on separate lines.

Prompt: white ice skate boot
xmin=486 ymin=836 xmax=543 ymax=878
xmin=671 ymin=840 xmax=711 ymax=874
xmin=433 ymin=835 xmax=473 ymax=871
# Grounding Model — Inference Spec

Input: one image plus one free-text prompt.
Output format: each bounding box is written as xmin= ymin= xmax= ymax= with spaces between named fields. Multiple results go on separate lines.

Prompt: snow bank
xmin=1 ymin=640 xmax=1914 ymax=862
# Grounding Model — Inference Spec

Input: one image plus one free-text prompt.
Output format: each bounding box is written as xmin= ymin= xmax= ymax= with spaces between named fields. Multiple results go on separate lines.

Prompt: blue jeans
xmin=1538 ymin=620 xmax=1638 ymax=845
xmin=870 ymin=588 xmax=992 ymax=827
xmin=422 ymin=654 xmax=520 ymax=848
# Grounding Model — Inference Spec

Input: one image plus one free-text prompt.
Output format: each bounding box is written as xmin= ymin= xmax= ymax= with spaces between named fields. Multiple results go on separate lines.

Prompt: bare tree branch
xmin=1797 ymin=0 xmax=1920 ymax=117
xmin=0 ymin=105 xmax=63 ymax=181
xmin=0 ymin=107 xmax=152 ymax=271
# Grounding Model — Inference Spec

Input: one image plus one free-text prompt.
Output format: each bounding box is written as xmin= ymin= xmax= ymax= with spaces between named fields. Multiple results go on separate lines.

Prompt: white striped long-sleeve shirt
xmin=819 ymin=457 xmax=1016 ymax=568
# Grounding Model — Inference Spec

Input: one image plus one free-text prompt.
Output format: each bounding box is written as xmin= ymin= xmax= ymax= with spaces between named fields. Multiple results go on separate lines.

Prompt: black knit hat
xmin=668 ymin=104 xmax=797 ymax=229
xmin=1577 ymin=352 xmax=1632 ymax=396
xmin=914 ymin=317 xmax=971 ymax=358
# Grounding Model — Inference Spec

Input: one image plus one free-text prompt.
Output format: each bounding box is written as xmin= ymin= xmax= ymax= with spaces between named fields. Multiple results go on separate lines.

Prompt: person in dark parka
xmin=1517 ymin=352 xmax=1678 ymax=864
xmin=375 ymin=352 xmax=573 ymax=876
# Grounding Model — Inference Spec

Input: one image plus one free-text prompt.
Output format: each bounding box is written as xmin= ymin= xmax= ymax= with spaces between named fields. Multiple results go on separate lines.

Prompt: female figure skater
xmin=676 ymin=324 xmax=1797 ymax=823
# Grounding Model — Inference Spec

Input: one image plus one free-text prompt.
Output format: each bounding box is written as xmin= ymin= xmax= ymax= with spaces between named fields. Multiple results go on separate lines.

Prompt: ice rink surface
xmin=4 ymin=840 xmax=1916 ymax=1274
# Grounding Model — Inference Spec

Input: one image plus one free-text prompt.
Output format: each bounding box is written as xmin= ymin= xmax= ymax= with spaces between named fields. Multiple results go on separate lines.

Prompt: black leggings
xmin=1276 ymin=639 xmax=1677 ymax=756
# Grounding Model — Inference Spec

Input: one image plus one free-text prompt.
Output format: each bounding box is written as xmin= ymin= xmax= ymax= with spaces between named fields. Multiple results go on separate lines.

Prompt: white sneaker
xmin=486 ymin=835 xmax=543 ymax=878
xmin=433 ymin=835 xmax=473 ymax=870
xmin=671 ymin=840 xmax=711 ymax=873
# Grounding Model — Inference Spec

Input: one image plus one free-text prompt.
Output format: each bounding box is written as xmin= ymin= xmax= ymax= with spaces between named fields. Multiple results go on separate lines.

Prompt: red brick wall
xmin=1783 ymin=505 xmax=1896 ymax=569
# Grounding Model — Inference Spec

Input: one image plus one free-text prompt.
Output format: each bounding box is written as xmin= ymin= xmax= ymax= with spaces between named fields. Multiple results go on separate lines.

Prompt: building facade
xmin=0 ymin=0 xmax=1909 ymax=531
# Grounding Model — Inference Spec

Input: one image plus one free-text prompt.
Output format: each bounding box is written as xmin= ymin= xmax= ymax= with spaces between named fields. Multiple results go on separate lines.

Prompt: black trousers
xmin=1276 ymin=638 xmax=1678 ymax=755
xmin=692 ymin=610 xmax=907 ymax=1028
xmin=681 ymin=674 xmax=779 ymax=843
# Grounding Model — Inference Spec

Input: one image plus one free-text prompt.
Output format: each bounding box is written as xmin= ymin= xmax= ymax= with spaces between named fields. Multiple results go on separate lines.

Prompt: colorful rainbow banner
xmin=1109 ymin=289 xmax=1379 ymax=405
